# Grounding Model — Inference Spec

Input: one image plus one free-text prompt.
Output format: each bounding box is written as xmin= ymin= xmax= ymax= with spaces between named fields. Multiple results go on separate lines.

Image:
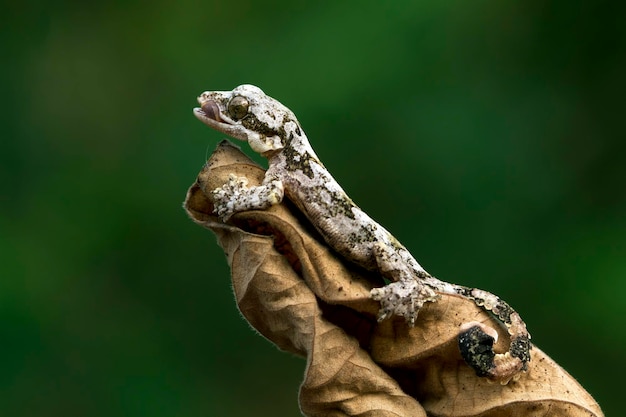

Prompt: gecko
xmin=193 ymin=84 xmax=531 ymax=383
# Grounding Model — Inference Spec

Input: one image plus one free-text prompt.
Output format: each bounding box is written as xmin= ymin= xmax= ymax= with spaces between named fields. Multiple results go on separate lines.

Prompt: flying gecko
xmin=193 ymin=84 xmax=530 ymax=383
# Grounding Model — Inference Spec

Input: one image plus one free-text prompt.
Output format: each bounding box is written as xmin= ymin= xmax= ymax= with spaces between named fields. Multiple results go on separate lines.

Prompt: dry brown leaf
xmin=184 ymin=140 xmax=604 ymax=417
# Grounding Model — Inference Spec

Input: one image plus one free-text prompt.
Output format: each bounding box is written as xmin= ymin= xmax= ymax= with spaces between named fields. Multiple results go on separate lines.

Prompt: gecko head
xmin=194 ymin=84 xmax=300 ymax=155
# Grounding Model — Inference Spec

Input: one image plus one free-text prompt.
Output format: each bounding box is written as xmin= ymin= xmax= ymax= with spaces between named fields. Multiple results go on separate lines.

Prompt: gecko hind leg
xmin=369 ymin=242 xmax=440 ymax=326
xmin=370 ymin=278 xmax=440 ymax=326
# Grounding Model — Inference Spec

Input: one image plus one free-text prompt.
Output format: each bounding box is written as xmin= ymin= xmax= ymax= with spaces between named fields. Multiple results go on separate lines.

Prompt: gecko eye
xmin=227 ymin=96 xmax=250 ymax=120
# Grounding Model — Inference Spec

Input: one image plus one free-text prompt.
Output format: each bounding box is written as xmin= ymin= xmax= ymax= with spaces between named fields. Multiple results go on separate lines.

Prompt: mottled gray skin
xmin=193 ymin=84 xmax=530 ymax=383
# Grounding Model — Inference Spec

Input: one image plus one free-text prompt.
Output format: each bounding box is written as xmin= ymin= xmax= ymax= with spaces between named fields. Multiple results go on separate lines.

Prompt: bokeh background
xmin=2 ymin=1 xmax=623 ymax=416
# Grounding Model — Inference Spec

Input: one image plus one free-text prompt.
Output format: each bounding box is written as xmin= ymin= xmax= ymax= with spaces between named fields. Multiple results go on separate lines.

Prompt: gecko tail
xmin=446 ymin=285 xmax=532 ymax=383
xmin=372 ymin=277 xmax=532 ymax=383
xmin=458 ymin=323 xmax=531 ymax=384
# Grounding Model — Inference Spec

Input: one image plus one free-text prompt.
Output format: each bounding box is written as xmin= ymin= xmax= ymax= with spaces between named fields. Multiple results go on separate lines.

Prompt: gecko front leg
xmin=212 ymin=174 xmax=284 ymax=221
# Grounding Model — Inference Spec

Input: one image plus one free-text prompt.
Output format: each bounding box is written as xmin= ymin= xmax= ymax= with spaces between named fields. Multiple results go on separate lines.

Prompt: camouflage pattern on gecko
xmin=193 ymin=84 xmax=531 ymax=383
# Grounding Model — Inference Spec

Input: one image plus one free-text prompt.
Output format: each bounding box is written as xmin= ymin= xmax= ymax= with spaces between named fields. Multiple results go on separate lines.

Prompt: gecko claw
xmin=211 ymin=174 xmax=247 ymax=221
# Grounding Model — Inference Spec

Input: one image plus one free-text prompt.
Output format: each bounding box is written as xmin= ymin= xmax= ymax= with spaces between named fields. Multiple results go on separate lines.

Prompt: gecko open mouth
xmin=194 ymin=96 xmax=248 ymax=142
xmin=199 ymin=100 xmax=222 ymax=122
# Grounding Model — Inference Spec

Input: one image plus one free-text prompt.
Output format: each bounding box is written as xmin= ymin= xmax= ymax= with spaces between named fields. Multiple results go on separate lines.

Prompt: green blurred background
xmin=1 ymin=1 xmax=623 ymax=416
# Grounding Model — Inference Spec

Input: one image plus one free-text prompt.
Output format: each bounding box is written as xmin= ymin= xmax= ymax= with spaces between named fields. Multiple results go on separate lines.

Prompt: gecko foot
xmin=212 ymin=174 xmax=284 ymax=221
xmin=370 ymin=280 xmax=440 ymax=326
